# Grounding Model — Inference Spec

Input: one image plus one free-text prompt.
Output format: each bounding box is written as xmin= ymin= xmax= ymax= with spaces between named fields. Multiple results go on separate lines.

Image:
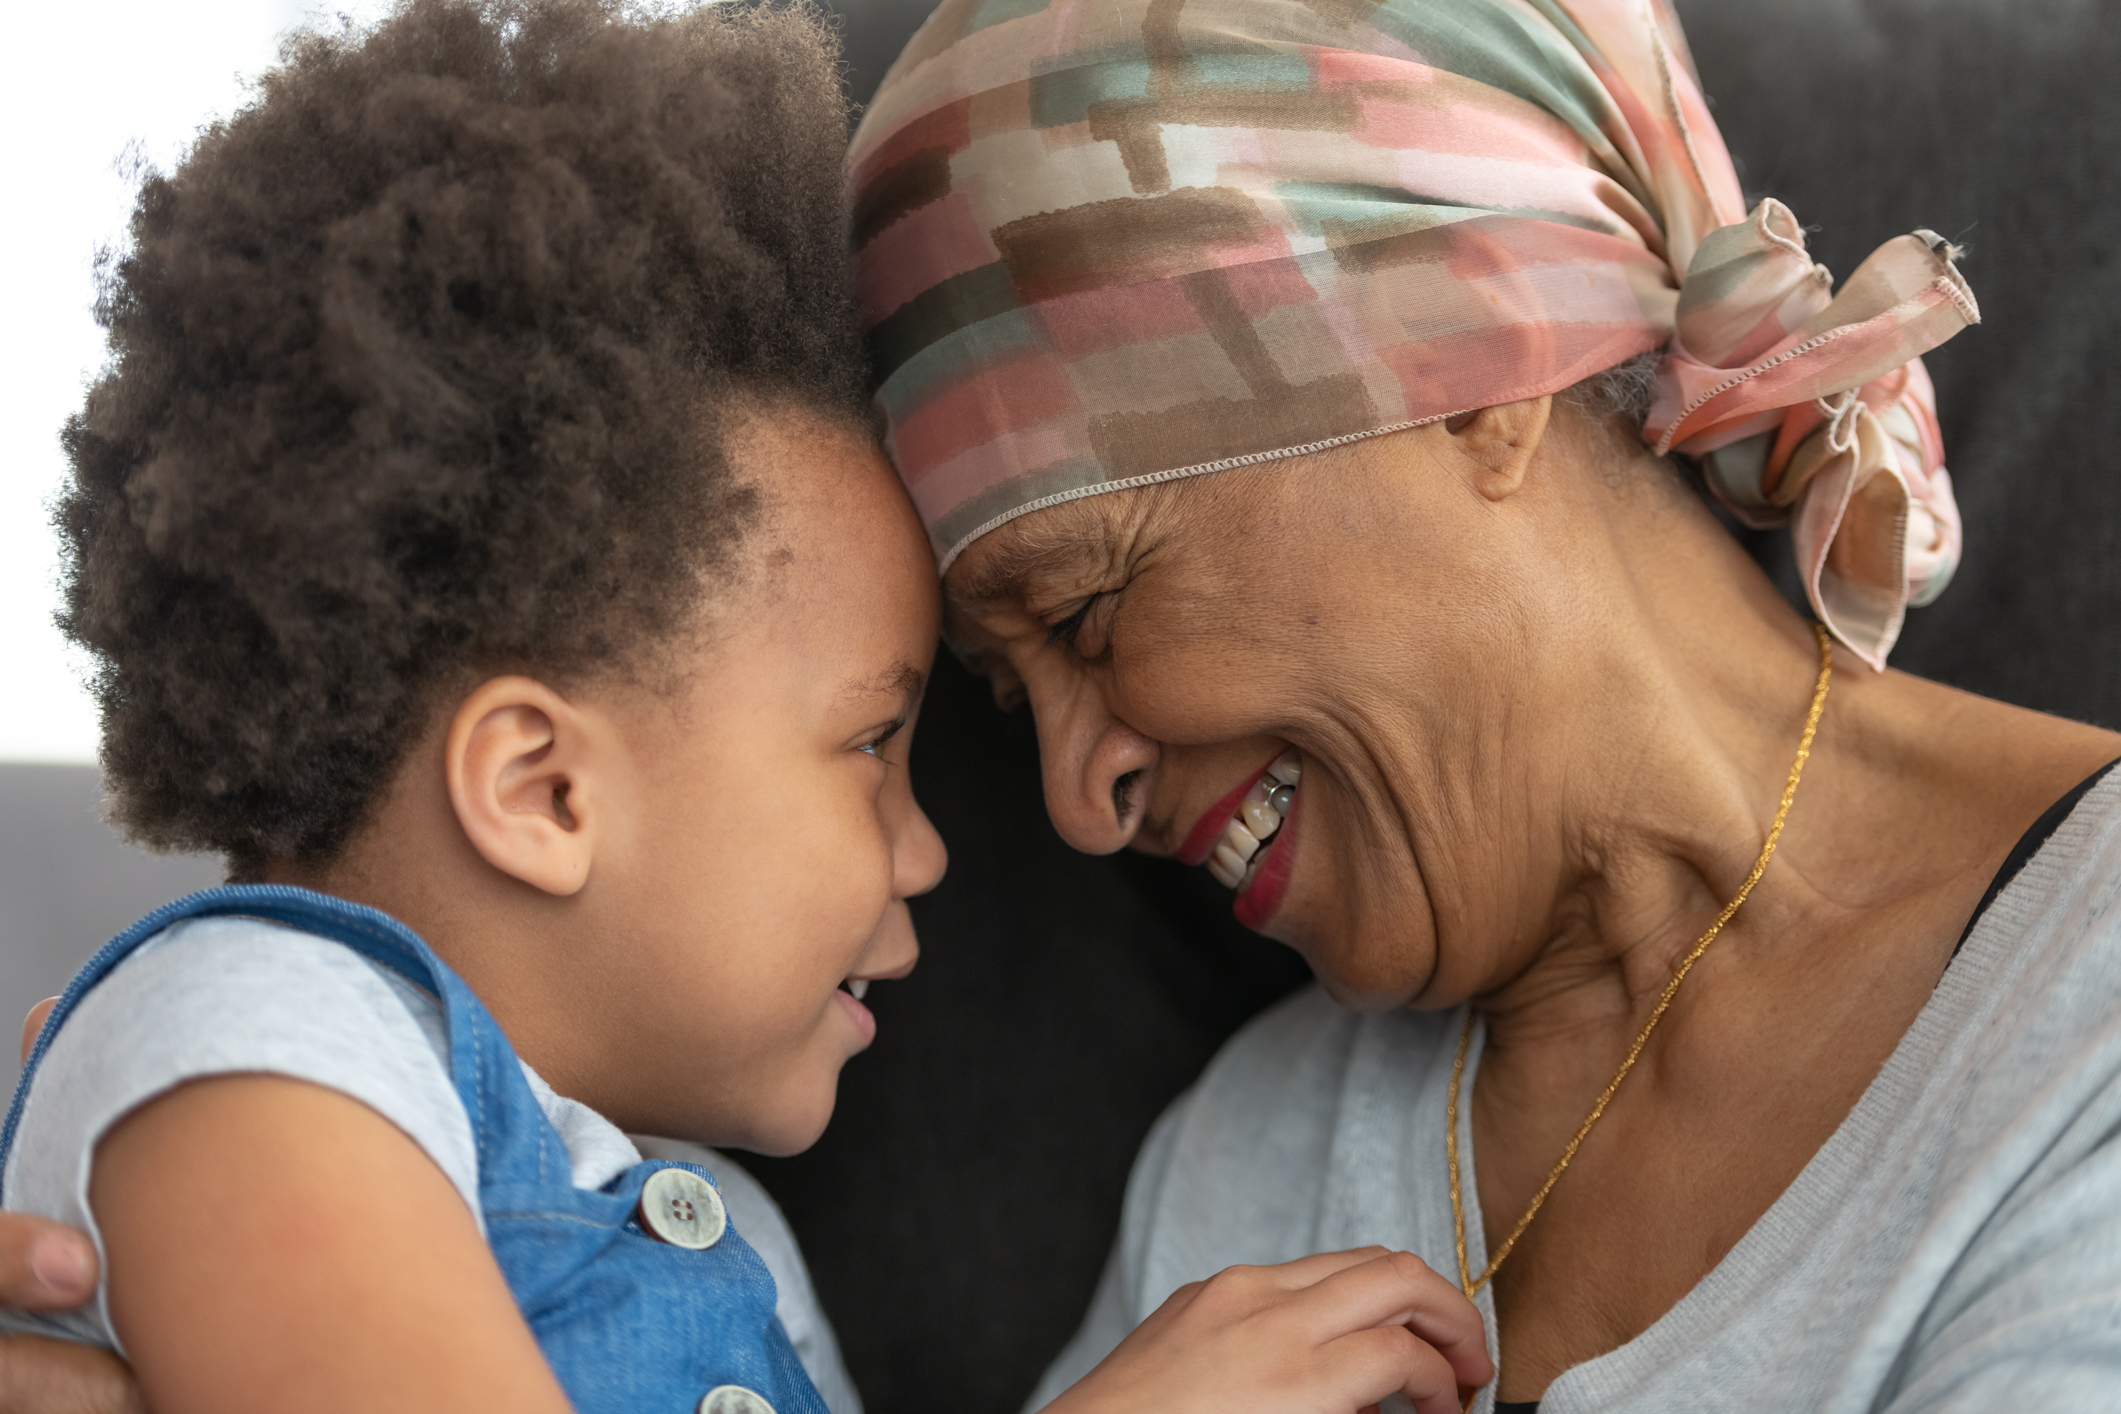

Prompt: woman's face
xmin=944 ymin=401 xmax=1602 ymax=1011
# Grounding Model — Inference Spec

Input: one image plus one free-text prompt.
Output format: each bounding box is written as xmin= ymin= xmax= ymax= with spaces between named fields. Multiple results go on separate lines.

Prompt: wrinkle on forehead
xmin=945 ymin=496 xmax=1126 ymax=608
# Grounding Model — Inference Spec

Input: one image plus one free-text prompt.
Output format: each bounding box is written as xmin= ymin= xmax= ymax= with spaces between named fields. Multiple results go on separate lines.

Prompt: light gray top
xmin=0 ymin=917 xmax=860 ymax=1414
xmin=1033 ymin=770 xmax=2121 ymax=1414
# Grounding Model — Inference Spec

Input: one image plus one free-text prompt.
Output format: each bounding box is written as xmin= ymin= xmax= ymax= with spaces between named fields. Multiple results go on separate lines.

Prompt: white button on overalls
xmin=637 ymin=1168 xmax=727 ymax=1250
xmin=698 ymin=1385 xmax=777 ymax=1414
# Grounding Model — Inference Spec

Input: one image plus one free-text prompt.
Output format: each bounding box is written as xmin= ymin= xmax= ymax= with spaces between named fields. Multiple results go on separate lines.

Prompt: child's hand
xmin=1039 ymin=1247 xmax=1491 ymax=1414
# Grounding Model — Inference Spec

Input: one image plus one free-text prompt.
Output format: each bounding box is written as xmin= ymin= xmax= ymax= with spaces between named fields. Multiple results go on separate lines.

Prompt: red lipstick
xmin=1233 ymin=783 xmax=1299 ymax=930
xmin=1176 ymin=754 xmax=1282 ymax=866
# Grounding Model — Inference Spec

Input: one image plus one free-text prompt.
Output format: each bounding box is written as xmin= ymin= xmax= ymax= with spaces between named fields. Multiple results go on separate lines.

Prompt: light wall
xmin=0 ymin=1 xmax=388 ymax=1091
xmin=2 ymin=0 xmax=385 ymax=763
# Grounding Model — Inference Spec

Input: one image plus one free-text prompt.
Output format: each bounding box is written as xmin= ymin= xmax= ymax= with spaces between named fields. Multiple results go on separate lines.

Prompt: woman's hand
xmin=0 ymin=1327 xmax=144 ymax=1414
xmin=0 ymin=1209 xmax=135 ymax=1414
xmin=1039 ymin=1247 xmax=1492 ymax=1414
xmin=0 ymin=997 xmax=144 ymax=1413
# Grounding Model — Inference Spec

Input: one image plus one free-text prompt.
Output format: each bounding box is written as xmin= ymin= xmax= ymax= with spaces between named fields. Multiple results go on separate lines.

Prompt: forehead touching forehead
xmin=947 ymin=500 xmax=1110 ymax=609
xmin=941 ymin=445 xmax=1326 ymax=622
xmin=730 ymin=406 xmax=909 ymax=564
xmin=717 ymin=400 xmax=940 ymax=669
xmin=942 ymin=470 xmax=1219 ymax=616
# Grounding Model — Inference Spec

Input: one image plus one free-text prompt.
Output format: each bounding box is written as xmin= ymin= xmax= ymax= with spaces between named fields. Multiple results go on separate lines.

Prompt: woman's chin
xmin=1278 ymin=916 xmax=1433 ymax=1014
xmin=1312 ymin=970 xmax=1425 ymax=1013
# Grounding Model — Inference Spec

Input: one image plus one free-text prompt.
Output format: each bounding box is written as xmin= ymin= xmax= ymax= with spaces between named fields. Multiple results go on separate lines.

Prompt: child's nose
xmin=895 ymin=800 xmax=947 ymax=899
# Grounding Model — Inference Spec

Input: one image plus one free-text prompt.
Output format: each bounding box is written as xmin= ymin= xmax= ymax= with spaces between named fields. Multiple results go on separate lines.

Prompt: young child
xmin=0 ymin=3 xmax=1489 ymax=1412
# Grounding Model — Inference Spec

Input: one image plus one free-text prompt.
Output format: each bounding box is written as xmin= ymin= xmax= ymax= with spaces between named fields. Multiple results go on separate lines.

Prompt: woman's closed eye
xmin=1043 ymin=591 xmax=1119 ymax=658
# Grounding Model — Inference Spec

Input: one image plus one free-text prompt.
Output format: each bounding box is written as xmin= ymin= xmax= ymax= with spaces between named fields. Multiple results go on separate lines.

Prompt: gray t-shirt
xmin=0 ymin=917 xmax=860 ymax=1414
xmin=1033 ymin=771 xmax=2121 ymax=1413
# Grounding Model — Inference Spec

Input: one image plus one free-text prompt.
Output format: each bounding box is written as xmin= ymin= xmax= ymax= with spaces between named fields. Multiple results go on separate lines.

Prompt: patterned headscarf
xmin=849 ymin=0 xmax=1978 ymax=667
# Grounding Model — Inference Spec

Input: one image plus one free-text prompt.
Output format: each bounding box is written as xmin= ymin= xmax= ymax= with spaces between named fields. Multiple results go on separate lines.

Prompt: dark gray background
xmin=0 ymin=766 xmax=217 ymax=1097
xmin=2 ymin=1 xmax=2115 ymax=1411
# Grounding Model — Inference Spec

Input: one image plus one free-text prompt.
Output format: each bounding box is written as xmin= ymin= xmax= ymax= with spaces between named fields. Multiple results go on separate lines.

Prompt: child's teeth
xmin=1222 ymin=817 xmax=1262 ymax=863
xmin=848 ymin=979 xmax=869 ymax=1001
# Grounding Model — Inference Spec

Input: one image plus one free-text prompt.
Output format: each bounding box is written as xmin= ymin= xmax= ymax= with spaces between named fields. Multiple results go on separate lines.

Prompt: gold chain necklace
xmin=1447 ymin=621 xmax=1834 ymax=1299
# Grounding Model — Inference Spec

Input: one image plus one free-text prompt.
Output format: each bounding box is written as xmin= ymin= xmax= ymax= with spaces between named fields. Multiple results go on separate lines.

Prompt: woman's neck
xmin=1472 ymin=493 xmax=2117 ymax=1065
xmin=1419 ymin=435 xmax=2121 ymax=1397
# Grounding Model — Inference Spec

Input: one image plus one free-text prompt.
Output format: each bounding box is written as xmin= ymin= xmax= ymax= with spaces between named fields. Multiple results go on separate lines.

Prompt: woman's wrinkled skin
xmin=946 ymin=395 xmax=2121 ymax=1398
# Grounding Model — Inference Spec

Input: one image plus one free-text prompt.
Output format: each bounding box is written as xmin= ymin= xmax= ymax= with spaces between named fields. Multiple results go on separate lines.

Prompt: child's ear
xmin=444 ymin=677 xmax=605 ymax=896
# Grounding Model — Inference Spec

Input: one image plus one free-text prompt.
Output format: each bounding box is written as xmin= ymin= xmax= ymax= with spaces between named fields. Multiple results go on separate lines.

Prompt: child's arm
xmin=91 ymin=1073 xmax=575 ymax=1414
xmin=1038 ymin=1248 xmax=1490 ymax=1414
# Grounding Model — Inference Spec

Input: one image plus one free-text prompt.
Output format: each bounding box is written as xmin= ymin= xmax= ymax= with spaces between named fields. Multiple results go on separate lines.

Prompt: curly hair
xmin=56 ymin=0 xmax=865 ymax=876
xmin=1562 ymin=350 xmax=1662 ymax=429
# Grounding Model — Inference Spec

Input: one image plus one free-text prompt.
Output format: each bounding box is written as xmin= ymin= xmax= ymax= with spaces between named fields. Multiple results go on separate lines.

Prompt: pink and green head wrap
xmin=849 ymin=0 xmax=1978 ymax=667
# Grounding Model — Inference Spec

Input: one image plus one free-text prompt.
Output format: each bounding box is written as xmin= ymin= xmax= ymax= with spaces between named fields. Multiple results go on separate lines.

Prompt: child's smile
xmin=548 ymin=405 xmax=947 ymax=1154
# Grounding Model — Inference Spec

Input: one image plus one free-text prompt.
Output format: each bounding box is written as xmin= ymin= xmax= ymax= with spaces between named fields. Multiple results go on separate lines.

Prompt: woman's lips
xmin=1233 ymin=786 xmax=1297 ymax=930
xmin=1177 ymin=756 xmax=1281 ymax=866
xmin=1175 ymin=749 xmax=1302 ymax=928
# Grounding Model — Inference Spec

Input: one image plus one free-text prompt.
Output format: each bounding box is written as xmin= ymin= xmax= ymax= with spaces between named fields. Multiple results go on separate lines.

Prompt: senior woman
xmin=849 ymin=0 xmax=2121 ymax=1408
xmin=1 ymin=1 xmax=2116 ymax=1411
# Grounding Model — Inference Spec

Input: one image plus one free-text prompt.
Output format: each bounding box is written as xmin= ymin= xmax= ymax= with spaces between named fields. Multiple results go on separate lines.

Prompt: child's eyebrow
xmin=839 ymin=661 xmax=927 ymax=705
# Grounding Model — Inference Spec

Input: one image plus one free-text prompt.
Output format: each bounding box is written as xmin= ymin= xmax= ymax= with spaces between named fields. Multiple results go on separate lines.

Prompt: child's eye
xmin=857 ymin=720 xmax=905 ymax=758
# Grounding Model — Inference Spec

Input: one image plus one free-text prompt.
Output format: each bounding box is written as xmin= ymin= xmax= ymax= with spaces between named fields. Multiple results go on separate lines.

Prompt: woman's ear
xmin=444 ymin=677 xmax=603 ymax=896
xmin=1449 ymin=394 xmax=1554 ymax=501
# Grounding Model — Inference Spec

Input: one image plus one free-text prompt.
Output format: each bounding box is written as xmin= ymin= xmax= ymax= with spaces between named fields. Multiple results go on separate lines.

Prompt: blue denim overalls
xmin=0 ymin=885 xmax=830 ymax=1414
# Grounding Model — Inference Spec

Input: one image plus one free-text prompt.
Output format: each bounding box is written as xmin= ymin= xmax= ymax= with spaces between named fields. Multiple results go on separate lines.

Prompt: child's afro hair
xmin=57 ymin=0 xmax=867 ymax=877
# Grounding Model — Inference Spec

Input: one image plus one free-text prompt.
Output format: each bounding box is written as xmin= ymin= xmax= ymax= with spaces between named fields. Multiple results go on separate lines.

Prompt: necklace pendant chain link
xmin=1447 ymin=622 xmax=1835 ymax=1300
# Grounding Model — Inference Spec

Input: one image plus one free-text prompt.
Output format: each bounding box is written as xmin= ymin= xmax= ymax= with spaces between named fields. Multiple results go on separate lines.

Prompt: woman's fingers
xmin=0 ymin=1332 xmax=146 ymax=1414
xmin=20 ymin=1000 xmax=56 ymax=1066
xmin=0 ymin=1214 xmax=98 ymax=1311
xmin=0 ymin=1008 xmax=118 ymax=1414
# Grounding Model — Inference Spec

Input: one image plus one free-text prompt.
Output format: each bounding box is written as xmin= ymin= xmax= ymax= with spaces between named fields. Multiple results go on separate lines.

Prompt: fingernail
xmin=29 ymin=1234 xmax=92 ymax=1294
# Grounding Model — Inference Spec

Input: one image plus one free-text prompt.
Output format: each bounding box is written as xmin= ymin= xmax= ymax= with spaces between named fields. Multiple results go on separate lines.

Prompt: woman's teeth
xmin=1206 ymin=750 xmax=1301 ymax=891
xmin=846 ymin=979 xmax=870 ymax=1001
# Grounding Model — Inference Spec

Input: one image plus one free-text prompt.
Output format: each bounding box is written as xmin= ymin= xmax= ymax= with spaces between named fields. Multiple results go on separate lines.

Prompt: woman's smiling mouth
xmin=1179 ymin=750 xmax=1302 ymax=898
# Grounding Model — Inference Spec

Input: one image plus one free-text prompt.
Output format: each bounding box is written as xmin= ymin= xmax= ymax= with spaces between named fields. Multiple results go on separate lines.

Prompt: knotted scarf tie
xmin=1649 ymin=198 xmax=1975 ymax=663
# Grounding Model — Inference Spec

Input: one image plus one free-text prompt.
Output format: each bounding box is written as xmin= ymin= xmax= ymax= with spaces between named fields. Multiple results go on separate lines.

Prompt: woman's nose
xmin=1029 ymin=673 xmax=1159 ymax=855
